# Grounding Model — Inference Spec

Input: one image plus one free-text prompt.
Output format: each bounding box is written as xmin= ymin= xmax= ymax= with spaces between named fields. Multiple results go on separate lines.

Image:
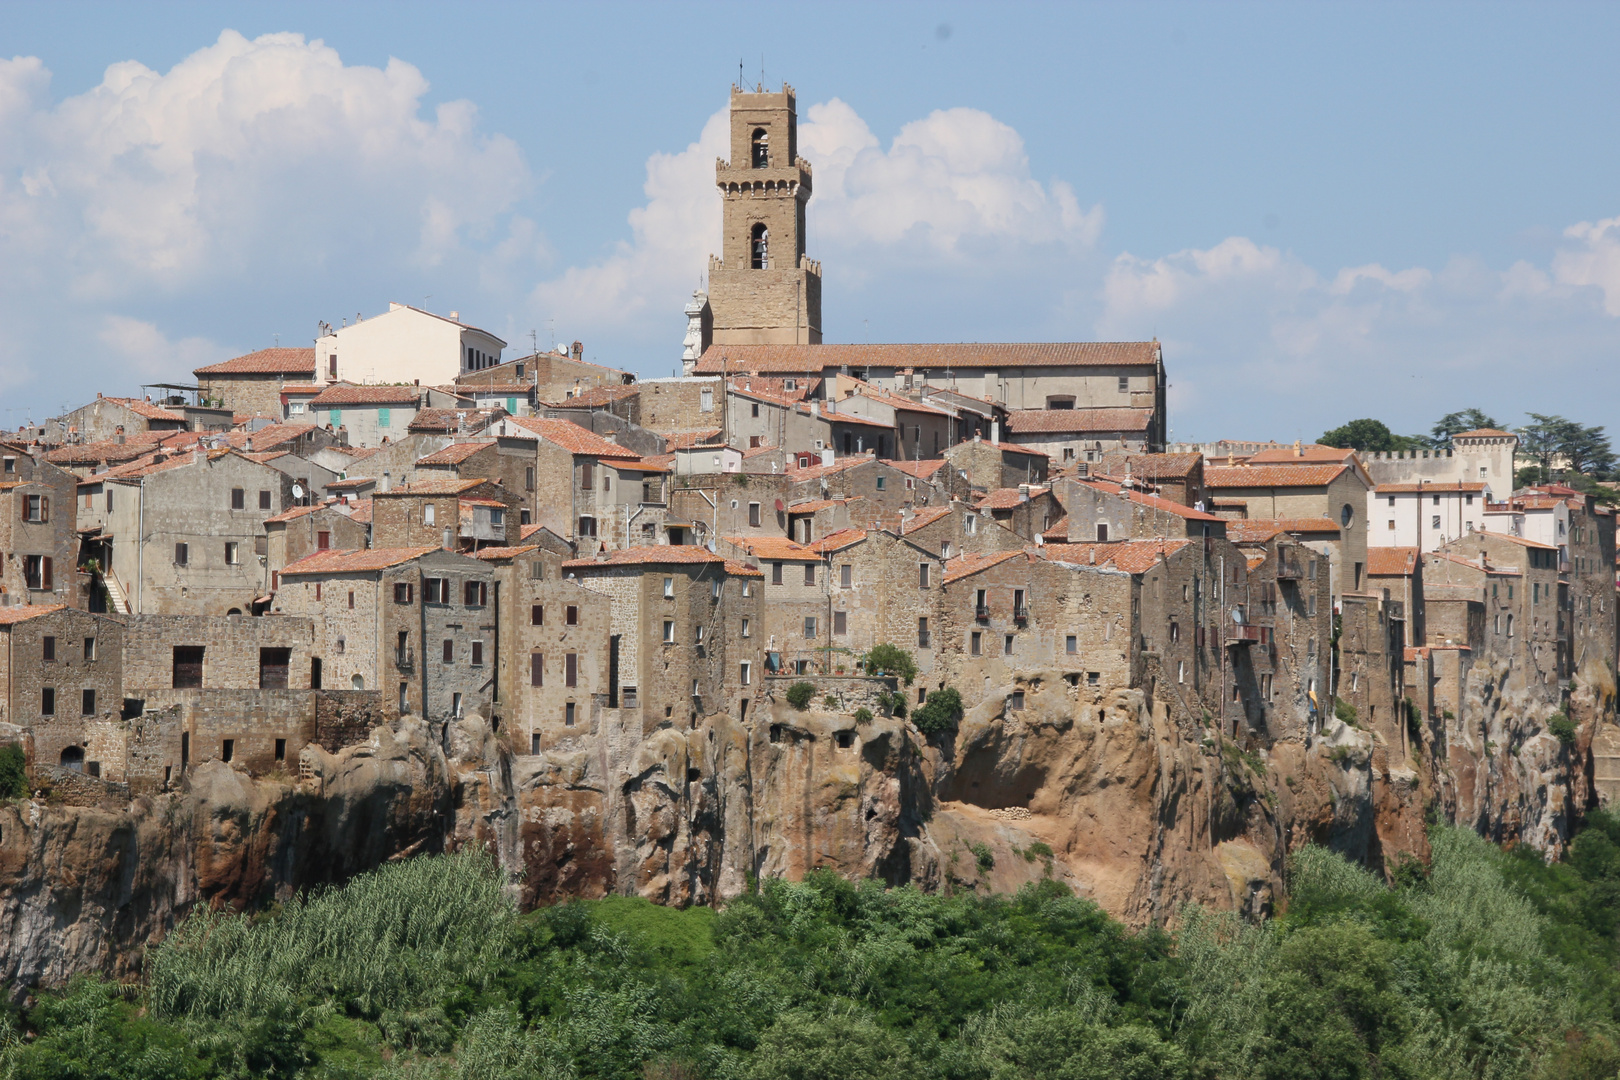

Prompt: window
xmin=424 ymin=504 xmax=436 ymax=526
xmin=1 ymin=458 xmax=10 ymax=474
xmin=1096 ymin=523 xmax=1109 ymax=542
xmin=471 ymin=641 xmax=484 ymax=666
xmin=1178 ymin=661 xmax=1186 ymax=683
xmin=1340 ymin=503 xmax=1354 ymax=528
xmin=578 ymin=516 xmax=596 ymax=537
xmin=966 ymin=515 xmax=977 ymax=535
xmin=563 ymin=605 xmax=579 ymax=627
xmin=40 ymin=687 xmax=55 ymax=716
xmin=663 ymin=620 xmax=675 ymax=643
xmin=1432 ymin=493 xmax=1441 ymax=505
xmin=1009 ymin=690 xmax=1025 ymax=711
xmin=221 ymin=739 xmax=234 ymax=763
xmin=751 ymin=403 xmax=761 ymax=418
xmin=464 ymin=580 xmax=487 ymax=606
xmin=1170 ymin=622 xmax=1180 ymax=643
xmin=700 ymin=387 xmax=714 ymax=412
xmin=875 ymin=476 xmax=886 ymax=491
xmin=231 ymin=488 xmax=245 ymax=510
xmin=172 ymin=646 xmax=204 ymax=689
xmin=377 ymin=407 xmax=391 ymax=429
xmin=918 ymin=617 xmax=930 ymax=648
xmin=275 ymin=738 xmax=286 ymax=761
xmin=919 ymin=563 xmax=930 ymax=587
xmin=1118 ymin=376 xmax=1129 ymax=393
xmin=712 ymin=579 xmax=722 ymax=598
xmin=105 ymin=489 xmax=113 ymax=512
xmin=840 ymin=564 xmax=852 ymax=588
xmin=224 ymin=541 xmax=239 ymax=565
xmin=565 ymin=702 xmax=576 ymax=726
xmin=741 ymin=615 xmax=752 ymax=638
xmin=581 ymin=461 xmax=596 ymax=490
xmin=803 ymin=616 xmax=817 ymax=638
xmin=452 ymin=693 xmax=462 ymax=717
xmin=1388 ymin=495 xmax=1396 ymax=506
xmin=348 ymin=590 xmax=355 ymax=610
xmin=833 ymin=610 xmax=847 ymax=635
xmin=749 ymin=502 xmax=761 ymax=527
xmin=804 ymin=563 xmax=816 ymax=586
xmin=742 ymin=582 xmax=753 ymax=597
xmin=1004 ymin=634 xmax=1015 ymax=656
xmin=1066 ymin=634 xmax=1077 ymax=654
xmin=174 ymin=543 xmax=188 ymax=567
xmin=663 ymin=576 xmax=674 ymax=598
xmin=740 ymin=661 xmax=752 ymax=685
xmin=529 ymin=603 xmax=544 ymax=626
xmin=531 ymin=561 xmax=544 ymax=580
xmin=83 ymin=637 xmax=95 ymax=661
xmin=335 ymin=636 xmax=345 ymax=655
xmin=258 ymin=488 xmax=273 ymax=511
xmin=530 ymin=653 xmax=544 ymax=687
xmin=424 ymin=577 xmax=446 ymax=603
xmin=395 ymin=582 xmax=414 ymax=604
xmin=259 ymin=647 xmax=291 ymax=689
xmin=971 ymin=631 xmax=982 ymax=655
xmin=1465 ymin=494 xmax=1474 ymax=505
xmin=771 ymin=562 xmax=783 ymax=585
xmin=42 ymin=636 xmax=55 ymax=662
xmin=525 ymin=466 xmax=536 ymax=492
xmin=1507 ymin=614 xmax=1514 ymax=637
xmin=750 ymin=223 xmax=769 ymax=269
xmin=1387 ymin=520 xmax=1396 ymax=531
xmin=751 ymin=126 xmax=769 ymax=167
xmin=1431 ymin=515 xmax=1441 ymax=529
xmin=443 ymin=640 xmax=454 ymax=663
xmin=316 ymin=530 xmax=331 ymax=551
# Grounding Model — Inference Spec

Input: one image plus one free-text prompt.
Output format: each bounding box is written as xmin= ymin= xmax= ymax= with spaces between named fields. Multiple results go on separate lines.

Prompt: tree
xmin=1430 ymin=408 xmax=1504 ymax=446
xmin=912 ymin=687 xmax=963 ymax=736
xmin=860 ymin=644 xmax=917 ymax=685
xmin=1518 ymin=413 xmax=1617 ymax=482
xmin=1318 ymin=419 xmax=1426 ymax=453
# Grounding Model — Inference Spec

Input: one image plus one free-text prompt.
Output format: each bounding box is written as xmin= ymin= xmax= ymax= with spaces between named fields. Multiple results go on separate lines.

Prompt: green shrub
xmin=1548 ymin=712 xmax=1578 ymax=745
xmin=1333 ymin=698 xmax=1358 ymax=725
xmin=0 ymin=742 xmax=27 ymax=799
xmin=852 ymin=707 xmax=873 ymax=724
xmin=912 ymin=686 xmax=963 ymax=736
xmin=1024 ymin=841 xmax=1054 ymax=862
xmin=785 ymin=682 xmax=815 ymax=710
xmin=860 ymin=644 xmax=917 ymax=685
xmin=823 ymin=695 xmax=839 ymax=709
xmin=970 ymin=842 xmax=995 ymax=874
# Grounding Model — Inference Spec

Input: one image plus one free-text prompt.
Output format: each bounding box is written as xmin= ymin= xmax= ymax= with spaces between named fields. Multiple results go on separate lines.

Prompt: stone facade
xmin=0 ymin=464 xmax=80 ymax=608
xmin=0 ymin=606 xmax=124 ymax=739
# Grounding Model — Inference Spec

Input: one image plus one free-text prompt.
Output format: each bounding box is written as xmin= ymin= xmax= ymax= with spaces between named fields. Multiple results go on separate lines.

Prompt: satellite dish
xmin=291 ymin=484 xmax=305 ymax=499
xmin=1231 ymin=608 xmax=1244 ymax=625
xmin=774 ymin=499 xmax=785 ymax=512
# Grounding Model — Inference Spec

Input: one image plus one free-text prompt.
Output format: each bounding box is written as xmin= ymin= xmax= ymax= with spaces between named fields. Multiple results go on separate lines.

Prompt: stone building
xmin=942 ymin=435 xmax=1049 ymax=492
xmin=412 ymin=440 xmax=543 ymax=525
xmin=0 ymin=606 xmax=124 ymax=769
xmin=1094 ymin=451 xmax=1206 ymax=507
xmin=706 ymin=84 xmax=822 ymax=347
xmin=1054 ymin=477 xmax=1227 ymax=544
xmin=53 ymin=395 xmax=231 ymax=444
xmin=1370 ymin=481 xmax=1490 ymax=552
xmin=0 ymin=462 xmax=80 ymax=608
xmin=718 ymin=535 xmax=825 ymax=675
xmin=76 ymin=449 xmax=294 ymax=615
xmin=1337 ymin=593 xmax=1410 ymax=756
xmin=306 ymin=384 xmax=433 ymax=449
xmin=562 ymin=547 xmax=763 ymax=731
xmin=193 ymin=348 xmax=317 ymax=417
xmin=264 ymin=503 xmax=370 ymax=587
xmin=1366 ymin=547 xmax=1424 ymax=647
xmin=370 ymin=478 xmax=520 ymax=552
xmin=275 ymin=546 xmax=497 ymax=722
xmin=1424 ymin=531 xmax=1564 ymax=701
xmin=824 ymin=379 xmax=955 ymax=462
xmin=505 ymin=570 xmax=615 ymax=754
xmin=1204 ymin=462 xmax=1373 ymax=601
xmin=1004 ymin=407 xmax=1156 ymax=461
xmin=1362 ymin=428 xmax=1519 ymax=498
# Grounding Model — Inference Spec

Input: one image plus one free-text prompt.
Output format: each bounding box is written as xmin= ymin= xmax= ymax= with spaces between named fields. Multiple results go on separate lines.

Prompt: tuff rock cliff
xmin=0 ymin=669 xmax=1608 ymax=989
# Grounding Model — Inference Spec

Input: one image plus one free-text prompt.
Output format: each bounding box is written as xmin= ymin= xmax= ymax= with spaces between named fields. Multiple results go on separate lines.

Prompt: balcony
xmin=1225 ymin=624 xmax=1265 ymax=645
xmin=395 ymin=651 xmax=414 ymax=672
xmin=974 ymin=604 xmax=991 ymax=621
xmin=1275 ymin=551 xmax=1305 ymax=580
xmin=1012 ymin=605 xmax=1030 ymax=624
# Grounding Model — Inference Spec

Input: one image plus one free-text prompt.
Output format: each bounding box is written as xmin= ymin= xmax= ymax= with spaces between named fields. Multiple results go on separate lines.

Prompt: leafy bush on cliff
xmin=9 ymin=818 xmax=1620 ymax=1078
xmin=860 ymin=644 xmax=917 ymax=685
xmin=0 ymin=743 xmax=26 ymax=800
xmin=784 ymin=682 xmax=814 ymax=710
xmin=911 ymin=686 xmax=962 ymax=736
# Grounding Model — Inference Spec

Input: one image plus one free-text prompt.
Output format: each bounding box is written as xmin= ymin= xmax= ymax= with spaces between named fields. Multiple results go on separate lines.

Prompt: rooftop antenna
xmin=738 ymin=58 xmax=744 ymax=88
xmin=760 ymin=54 xmax=765 ymax=92
xmin=530 ymin=329 xmax=539 ymax=356
xmin=273 ymin=333 xmax=280 ymax=347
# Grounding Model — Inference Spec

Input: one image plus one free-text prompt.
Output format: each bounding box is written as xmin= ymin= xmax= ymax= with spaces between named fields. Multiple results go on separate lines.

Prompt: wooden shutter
xmin=530 ymin=653 xmax=543 ymax=687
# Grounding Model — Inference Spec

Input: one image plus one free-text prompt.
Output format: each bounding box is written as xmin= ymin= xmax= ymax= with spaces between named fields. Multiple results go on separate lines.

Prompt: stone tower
xmin=707 ymin=84 xmax=822 ymax=346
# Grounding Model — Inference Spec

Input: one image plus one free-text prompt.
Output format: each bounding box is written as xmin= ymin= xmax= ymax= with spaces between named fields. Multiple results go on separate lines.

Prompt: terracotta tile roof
xmin=562 ymin=545 xmax=726 ymax=569
xmin=0 ymin=603 xmax=68 ymax=624
xmin=553 ymin=384 xmax=637 ymax=408
xmin=724 ymin=536 xmax=818 ymax=561
xmin=325 ymin=477 xmax=376 ymax=491
xmin=1367 ymin=547 xmax=1419 ymax=576
xmin=839 ymin=380 xmax=955 ymax=417
xmin=885 ymin=506 xmax=953 ymax=534
xmin=409 ymin=407 xmax=500 ymax=434
xmin=1039 ymin=539 xmax=1192 ymax=574
xmin=1244 ymin=553 xmax=1268 ymax=570
xmin=1452 ymin=428 xmax=1515 ymax=439
xmin=1374 ymin=482 xmax=1487 ymax=494
xmin=520 ymin=523 xmax=544 ymax=540
xmin=1005 ymin=408 xmax=1153 ymax=434
xmin=415 ymin=441 xmax=495 ymax=466
xmin=730 ymin=383 xmax=807 ymax=410
xmin=373 ymin=478 xmax=490 ymax=497
xmin=1041 ymin=515 xmax=1068 ymax=541
xmin=1223 ymin=517 xmax=1339 ymax=542
xmin=1098 ymin=451 xmax=1202 ymax=477
xmin=1073 ymin=479 xmax=1221 ymax=522
xmin=613 ymin=457 xmax=671 ymax=473
xmin=965 ymin=439 xmax=1049 ymax=457
xmin=824 ymin=410 xmax=893 ymax=429
xmin=281 ymin=383 xmax=324 ymax=394
xmin=976 ymin=486 xmax=1048 ymax=510
xmin=102 ymin=397 xmax=186 ymax=422
xmin=1468 ymin=532 xmax=1558 ymax=551
xmin=786 ymin=452 xmax=874 ymax=482
xmin=347 ymin=499 xmax=374 ymax=524
xmin=307 ymin=384 xmax=422 ymax=407
xmin=724 ymin=559 xmax=765 ymax=578
xmin=695 ymin=341 xmax=1161 ymax=374
xmin=727 ymin=375 xmax=820 ymax=400
xmin=884 ymin=458 xmax=949 ymax=479
xmin=787 ymin=496 xmax=862 ymax=514
xmin=473 ymin=544 xmax=541 ymax=559
xmin=1204 ymin=464 xmax=1349 ymax=488
xmin=458 ymin=497 xmax=508 ymax=509
xmin=639 ymin=453 xmax=676 ymax=471
xmin=46 ymin=432 xmax=173 ymax=465
xmin=228 ymin=422 xmax=313 ymax=448
xmin=263 ymin=503 xmax=329 ymax=524
xmin=1246 ymin=445 xmax=1357 ymax=465
xmin=461 ymin=383 xmax=534 ymax=395
xmin=194 ymin=347 xmax=316 ymax=376
xmin=943 ymin=550 xmax=1027 ymax=583
xmin=659 ymin=429 xmax=723 ymax=450
xmin=281 ymin=546 xmax=439 ymax=575
xmin=503 ymin=416 xmax=639 ymax=458
xmin=1425 ymin=551 xmax=1520 ymax=576
xmin=809 ymin=528 xmax=868 ymax=553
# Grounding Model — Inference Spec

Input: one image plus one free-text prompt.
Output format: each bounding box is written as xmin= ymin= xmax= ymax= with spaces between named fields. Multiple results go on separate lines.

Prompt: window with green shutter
xmin=329 ymin=407 xmax=341 ymax=427
xmin=378 ymin=407 xmax=391 ymax=428
xmin=506 ymin=397 xmax=516 ymax=413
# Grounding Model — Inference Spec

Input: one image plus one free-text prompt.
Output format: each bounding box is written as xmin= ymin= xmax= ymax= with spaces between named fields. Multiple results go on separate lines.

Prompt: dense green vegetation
xmin=9 ymin=817 xmax=1620 ymax=1079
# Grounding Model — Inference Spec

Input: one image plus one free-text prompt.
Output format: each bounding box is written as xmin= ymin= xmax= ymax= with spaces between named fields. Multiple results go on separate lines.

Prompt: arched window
xmin=1340 ymin=503 xmax=1354 ymax=528
xmin=352 ymin=673 xmax=365 ymax=690
xmin=60 ymin=746 xmax=84 ymax=772
xmin=751 ymin=127 xmax=769 ymax=168
xmin=750 ymin=223 xmax=769 ymax=269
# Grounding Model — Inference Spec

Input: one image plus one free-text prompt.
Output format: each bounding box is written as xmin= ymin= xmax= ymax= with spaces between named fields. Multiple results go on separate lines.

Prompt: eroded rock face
xmin=0 ymin=670 xmax=1609 ymax=988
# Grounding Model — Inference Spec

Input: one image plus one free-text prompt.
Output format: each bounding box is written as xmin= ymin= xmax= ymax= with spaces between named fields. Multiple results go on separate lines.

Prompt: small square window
xmin=566 ymin=605 xmax=579 ymax=626
xmin=395 ymin=582 xmax=414 ymax=604
xmin=230 ymin=488 xmax=245 ymax=510
xmin=259 ymin=490 xmax=272 ymax=510
xmin=1065 ymin=634 xmax=1077 ymax=654
xmin=876 ymin=476 xmax=886 ymax=491
xmin=663 ymin=620 xmax=675 ymax=643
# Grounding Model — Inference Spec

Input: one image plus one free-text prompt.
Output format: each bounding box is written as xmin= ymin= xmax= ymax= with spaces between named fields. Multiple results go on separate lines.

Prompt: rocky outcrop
xmin=0 ymin=667 xmax=1609 ymax=989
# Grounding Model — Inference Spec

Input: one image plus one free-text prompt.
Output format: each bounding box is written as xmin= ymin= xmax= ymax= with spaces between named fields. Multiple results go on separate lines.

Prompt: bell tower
xmin=707 ymin=83 xmax=822 ymax=345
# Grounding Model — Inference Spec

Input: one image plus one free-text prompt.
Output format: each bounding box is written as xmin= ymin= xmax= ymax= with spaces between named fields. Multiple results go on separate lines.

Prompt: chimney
xmin=449 ymin=311 xmax=459 ymax=320
xmin=571 ymin=341 xmax=583 ymax=361
xmin=245 ymin=437 xmax=254 ymax=453
xmin=1293 ymin=439 xmax=1303 ymax=458
xmin=1018 ymin=483 xmax=1030 ymax=502
xmin=442 ymin=525 xmax=453 ymax=550
xmin=114 ymin=426 xmax=125 ymax=446
xmin=973 ymin=431 xmax=981 ymax=443
xmin=990 ymin=421 xmax=1000 ymax=443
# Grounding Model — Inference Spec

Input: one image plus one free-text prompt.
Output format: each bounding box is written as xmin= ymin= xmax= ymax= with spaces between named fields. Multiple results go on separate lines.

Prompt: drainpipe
xmin=137 ymin=477 xmax=145 ymax=613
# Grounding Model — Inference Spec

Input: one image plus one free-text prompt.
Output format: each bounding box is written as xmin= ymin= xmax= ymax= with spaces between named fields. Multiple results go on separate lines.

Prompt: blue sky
xmin=3 ymin=1 xmax=1618 ymax=441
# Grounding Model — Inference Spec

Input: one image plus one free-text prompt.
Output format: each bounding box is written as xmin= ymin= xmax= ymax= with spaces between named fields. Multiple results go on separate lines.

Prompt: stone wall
xmin=139 ymin=687 xmax=315 ymax=774
xmin=124 ymin=614 xmax=316 ymax=691
xmin=313 ymin=690 xmax=387 ymax=752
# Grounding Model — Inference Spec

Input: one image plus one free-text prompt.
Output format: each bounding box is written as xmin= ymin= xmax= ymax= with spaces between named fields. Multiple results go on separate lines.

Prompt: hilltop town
xmin=1 ymin=85 xmax=1614 ymax=979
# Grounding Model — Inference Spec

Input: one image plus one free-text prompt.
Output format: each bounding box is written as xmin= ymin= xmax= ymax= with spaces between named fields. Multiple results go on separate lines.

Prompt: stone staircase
xmin=101 ymin=575 xmax=130 ymax=615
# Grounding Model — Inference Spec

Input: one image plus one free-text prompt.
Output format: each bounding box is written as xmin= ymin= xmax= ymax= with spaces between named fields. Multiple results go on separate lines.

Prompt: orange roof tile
xmin=943 ymin=550 xmax=1027 ymax=583
xmin=194 ymin=347 xmax=316 ymax=376
xmin=551 ymin=384 xmax=638 ymax=408
xmin=281 ymin=546 xmax=438 ymax=575
xmin=373 ymin=478 xmax=490 ymax=497
xmin=409 ymin=407 xmax=500 ymax=434
xmin=1223 ymin=517 xmax=1340 ymax=542
xmin=415 ymin=441 xmax=495 ymax=466
xmin=1452 ymin=428 xmax=1515 ymax=439
xmin=346 ymin=499 xmax=374 ymax=524
xmin=227 ymin=423 xmax=318 ymax=451
xmin=724 ymin=535 xmax=818 ymax=561
xmin=562 ymin=545 xmax=726 ymax=569
xmin=102 ymin=397 xmax=186 ymax=422
xmin=724 ymin=559 xmax=765 ymax=577
xmin=1039 ymin=539 xmax=1192 ymax=574
xmin=503 ymin=416 xmax=639 ymax=458
xmin=0 ymin=603 xmax=68 ymax=624
xmin=884 ymin=458 xmax=949 ymax=479
xmin=473 ymin=544 xmax=541 ymax=559
xmin=695 ymin=341 xmax=1160 ymax=374
xmin=886 ymin=506 xmax=953 ymax=534
xmin=786 ymin=453 xmax=875 ymax=482
xmin=1098 ymin=451 xmax=1203 ymax=477
xmin=307 ymin=384 xmax=422 ymax=407
xmin=1367 ymin=547 xmax=1419 ymax=576
xmin=659 ymin=428 xmax=723 ymax=450
xmin=263 ymin=503 xmax=329 ymax=524
xmin=1205 ymin=464 xmax=1350 ymax=488
xmin=809 ymin=528 xmax=868 ymax=553
xmin=1374 ymin=482 xmax=1488 ymax=494
xmin=1246 ymin=445 xmax=1357 ymax=465
xmin=976 ymin=486 xmax=1048 ymax=510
